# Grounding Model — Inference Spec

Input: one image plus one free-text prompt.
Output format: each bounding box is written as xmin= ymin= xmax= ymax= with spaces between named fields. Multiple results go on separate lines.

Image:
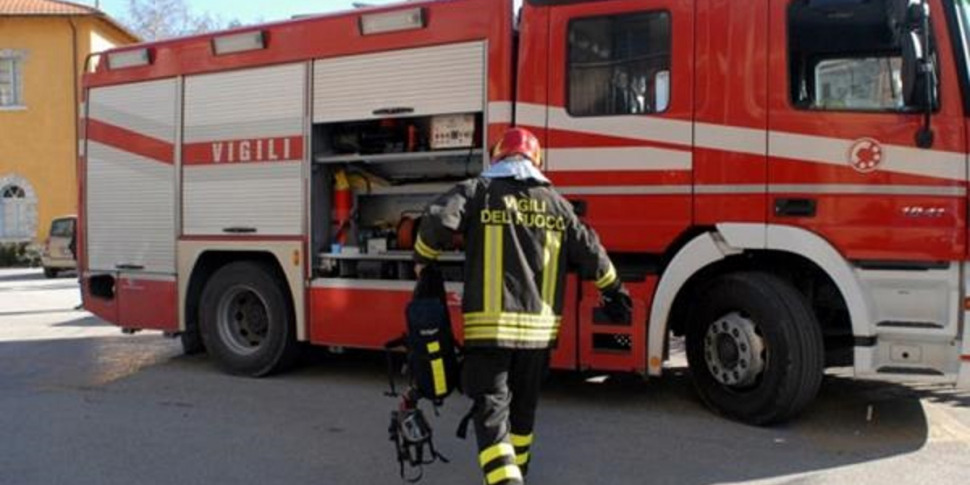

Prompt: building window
xmin=568 ymin=11 xmax=671 ymax=117
xmin=0 ymin=55 xmax=24 ymax=108
xmin=0 ymin=176 xmax=37 ymax=241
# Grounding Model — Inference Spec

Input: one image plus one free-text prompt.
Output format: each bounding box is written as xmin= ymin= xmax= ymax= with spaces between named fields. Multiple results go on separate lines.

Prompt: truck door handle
xmin=372 ymin=107 xmax=415 ymax=116
xmin=223 ymin=226 xmax=258 ymax=234
xmin=115 ymin=263 xmax=145 ymax=271
xmin=774 ymin=198 xmax=817 ymax=218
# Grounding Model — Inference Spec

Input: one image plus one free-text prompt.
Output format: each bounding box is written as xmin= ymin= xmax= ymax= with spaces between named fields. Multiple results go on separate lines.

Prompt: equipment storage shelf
xmin=318 ymin=250 xmax=465 ymax=262
xmin=310 ymin=111 xmax=485 ymax=281
xmin=310 ymin=113 xmax=485 ymax=182
xmin=316 ymin=252 xmax=465 ymax=281
xmin=314 ymin=149 xmax=484 ymax=165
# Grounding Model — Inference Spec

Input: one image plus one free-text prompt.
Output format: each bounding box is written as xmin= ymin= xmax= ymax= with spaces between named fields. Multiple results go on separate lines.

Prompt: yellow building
xmin=0 ymin=0 xmax=136 ymax=243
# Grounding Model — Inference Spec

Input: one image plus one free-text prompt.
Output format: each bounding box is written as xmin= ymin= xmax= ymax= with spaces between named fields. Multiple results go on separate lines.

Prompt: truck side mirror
xmin=899 ymin=0 xmax=937 ymax=148
xmin=901 ymin=30 xmax=937 ymax=110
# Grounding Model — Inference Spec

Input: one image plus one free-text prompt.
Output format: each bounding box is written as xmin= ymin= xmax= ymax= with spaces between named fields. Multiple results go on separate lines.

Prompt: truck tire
xmin=179 ymin=327 xmax=206 ymax=356
xmin=199 ymin=261 xmax=300 ymax=377
xmin=685 ymin=271 xmax=824 ymax=425
xmin=44 ymin=267 xmax=58 ymax=279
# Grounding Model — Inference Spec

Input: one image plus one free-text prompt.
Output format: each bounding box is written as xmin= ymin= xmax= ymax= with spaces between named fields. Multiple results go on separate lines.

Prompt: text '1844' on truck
xmin=79 ymin=0 xmax=970 ymax=425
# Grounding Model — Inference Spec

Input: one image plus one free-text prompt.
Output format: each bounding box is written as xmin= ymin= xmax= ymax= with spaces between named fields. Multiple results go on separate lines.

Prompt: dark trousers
xmin=462 ymin=347 xmax=549 ymax=485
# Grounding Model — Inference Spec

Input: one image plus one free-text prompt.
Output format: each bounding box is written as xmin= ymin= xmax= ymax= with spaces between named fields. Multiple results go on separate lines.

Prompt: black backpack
xmin=386 ymin=266 xmax=460 ymax=404
xmin=384 ymin=266 xmax=460 ymax=482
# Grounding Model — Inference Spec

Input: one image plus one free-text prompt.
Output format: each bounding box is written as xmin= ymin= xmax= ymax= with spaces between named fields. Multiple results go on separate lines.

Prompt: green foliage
xmin=0 ymin=242 xmax=41 ymax=268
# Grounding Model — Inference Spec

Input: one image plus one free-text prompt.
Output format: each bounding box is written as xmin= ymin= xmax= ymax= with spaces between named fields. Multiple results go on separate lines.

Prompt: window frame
xmin=49 ymin=218 xmax=76 ymax=238
xmin=1 ymin=185 xmax=25 ymax=199
xmin=786 ymin=5 xmax=941 ymax=115
xmin=564 ymin=9 xmax=673 ymax=118
xmin=0 ymin=53 xmax=24 ymax=109
xmin=0 ymin=184 xmax=30 ymax=240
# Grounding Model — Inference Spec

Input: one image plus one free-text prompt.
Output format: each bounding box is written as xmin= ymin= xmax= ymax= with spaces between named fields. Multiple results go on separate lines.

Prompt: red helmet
xmin=492 ymin=128 xmax=542 ymax=168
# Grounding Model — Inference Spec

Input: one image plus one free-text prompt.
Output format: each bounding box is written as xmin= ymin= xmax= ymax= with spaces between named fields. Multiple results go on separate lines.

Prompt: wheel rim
xmin=216 ymin=285 xmax=270 ymax=356
xmin=703 ymin=312 xmax=766 ymax=388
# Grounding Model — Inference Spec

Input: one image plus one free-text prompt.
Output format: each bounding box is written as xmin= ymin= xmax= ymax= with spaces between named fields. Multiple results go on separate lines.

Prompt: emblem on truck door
xmin=848 ymin=138 xmax=884 ymax=173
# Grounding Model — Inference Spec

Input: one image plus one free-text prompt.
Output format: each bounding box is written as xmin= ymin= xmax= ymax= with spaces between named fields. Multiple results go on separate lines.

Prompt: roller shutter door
xmin=182 ymin=63 xmax=307 ymax=236
xmin=313 ymin=41 xmax=485 ymax=123
xmin=86 ymin=78 xmax=177 ymax=274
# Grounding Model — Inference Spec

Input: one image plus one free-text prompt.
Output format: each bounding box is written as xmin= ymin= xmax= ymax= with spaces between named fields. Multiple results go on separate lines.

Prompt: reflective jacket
xmin=415 ymin=175 xmax=619 ymax=349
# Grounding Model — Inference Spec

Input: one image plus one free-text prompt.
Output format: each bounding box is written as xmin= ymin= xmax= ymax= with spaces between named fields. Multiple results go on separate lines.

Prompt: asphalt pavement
xmin=1 ymin=268 xmax=969 ymax=485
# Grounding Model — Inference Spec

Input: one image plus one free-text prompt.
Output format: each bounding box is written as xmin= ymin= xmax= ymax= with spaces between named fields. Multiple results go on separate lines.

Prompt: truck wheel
xmin=199 ymin=261 xmax=299 ymax=377
xmin=44 ymin=268 xmax=58 ymax=278
xmin=179 ymin=327 xmax=206 ymax=356
xmin=685 ymin=272 xmax=824 ymax=425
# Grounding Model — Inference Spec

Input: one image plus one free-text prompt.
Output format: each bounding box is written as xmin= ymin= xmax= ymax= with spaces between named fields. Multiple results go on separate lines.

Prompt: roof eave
xmin=0 ymin=12 xmax=140 ymax=43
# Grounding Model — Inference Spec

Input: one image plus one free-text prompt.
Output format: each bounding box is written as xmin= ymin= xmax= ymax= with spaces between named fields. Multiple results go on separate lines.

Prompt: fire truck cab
xmin=80 ymin=0 xmax=970 ymax=424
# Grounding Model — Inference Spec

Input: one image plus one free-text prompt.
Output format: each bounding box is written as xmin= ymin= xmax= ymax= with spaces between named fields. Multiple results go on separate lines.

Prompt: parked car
xmin=41 ymin=215 xmax=76 ymax=278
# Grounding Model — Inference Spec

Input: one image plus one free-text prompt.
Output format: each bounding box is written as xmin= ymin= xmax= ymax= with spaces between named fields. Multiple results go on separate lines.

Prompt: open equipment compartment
xmin=309 ymin=41 xmax=490 ymax=283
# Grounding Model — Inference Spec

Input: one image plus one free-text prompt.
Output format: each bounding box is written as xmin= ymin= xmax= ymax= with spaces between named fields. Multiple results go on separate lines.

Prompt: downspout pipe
xmin=68 ymin=16 xmax=80 ymax=192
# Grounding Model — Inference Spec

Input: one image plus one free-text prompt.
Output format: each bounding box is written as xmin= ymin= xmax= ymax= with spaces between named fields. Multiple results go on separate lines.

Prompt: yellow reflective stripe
xmin=465 ymin=322 xmax=559 ymax=331
xmin=430 ymin=358 xmax=447 ymax=397
xmin=415 ymin=236 xmax=441 ymax=260
xmin=510 ymin=433 xmax=533 ymax=447
xmin=595 ymin=264 xmax=618 ymax=289
xmin=427 ymin=341 xmax=441 ymax=353
xmin=465 ymin=326 xmax=559 ymax=337
xmin=464 ymin=328 xmax=559 ymax=342
xmin=479 ymin=443 xmax=515 ymax=468
xmin=541 ymin=231 xmax=563 ymax=315
xmin=464 ymin=312 xmax=562 ymax=324
xmin=483 ymin=225 xmax=504 ymax=313
xmin=515 ymin=452 xmax=530 ymax=467
xmin=465 ymin=314 xmax=561 ymax=323
xmin=486 ymin=465 xmax=522 ymax=484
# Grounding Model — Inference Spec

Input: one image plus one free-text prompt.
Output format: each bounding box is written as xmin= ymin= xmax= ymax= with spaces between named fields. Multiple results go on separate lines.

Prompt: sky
xmin=80 ymin=0 xmax=520 ymax=25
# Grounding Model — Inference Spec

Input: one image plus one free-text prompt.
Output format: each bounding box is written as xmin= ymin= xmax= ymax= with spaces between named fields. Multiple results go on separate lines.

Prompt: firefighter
xmin=414 ymin=127 xmax=632 ymax=484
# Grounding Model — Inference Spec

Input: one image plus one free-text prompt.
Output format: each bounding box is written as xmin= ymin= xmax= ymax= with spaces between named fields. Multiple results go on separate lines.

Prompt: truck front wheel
xmin=685 ymin=272 xmax=824 ymax=425
xmin=199 ymin=261 xmax=299 ymax=377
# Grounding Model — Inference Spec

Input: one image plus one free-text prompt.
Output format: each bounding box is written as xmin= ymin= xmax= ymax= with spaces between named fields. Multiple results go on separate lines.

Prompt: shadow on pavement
xmin=0 ymin=283 xmax=78 ymax=293
xmin=0 ymin=270 xmax=45 ymax=283
xmin=0 ymin=269 xmax=77 ymax=284
xmin=0 ymin=309 xmax=80 ymax=317
xmin=285 ymin=349 xmax=938 ymax=484
xmin=0 ymin=334 xmax=179 ymax=392
xmin=0 ymin=337 xmax=954 ymax=485
xmin=51 ymin=315 xmax=116 ymax=328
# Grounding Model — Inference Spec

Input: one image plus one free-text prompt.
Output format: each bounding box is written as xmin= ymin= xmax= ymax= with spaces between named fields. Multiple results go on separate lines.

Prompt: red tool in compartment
xmin=332 ymin=169 xmax=353 ymax=245
xmin=578 ymin=277 xmax=657 ymax=374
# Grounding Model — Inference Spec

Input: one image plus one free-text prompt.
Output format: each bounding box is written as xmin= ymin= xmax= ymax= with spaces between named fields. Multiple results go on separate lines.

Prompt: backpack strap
xmin=455 ymin=401 xmax=478 ymax=440
xmin=383 ymin=335 xmax=407 ymax=397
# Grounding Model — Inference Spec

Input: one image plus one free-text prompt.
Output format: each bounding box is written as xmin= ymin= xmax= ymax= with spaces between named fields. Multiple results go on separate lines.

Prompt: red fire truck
xmin=79 ymin=0 xmax=970 ymax=424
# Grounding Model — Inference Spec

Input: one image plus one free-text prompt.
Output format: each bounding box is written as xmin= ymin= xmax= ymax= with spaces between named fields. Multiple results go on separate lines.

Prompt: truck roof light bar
xmin=107 ymin=48 xmax=151 ymax=69
xmin=359 ymin=7 xmax=426 ymax=35
xmin=212 ymin=31 xmax=267 ymax=56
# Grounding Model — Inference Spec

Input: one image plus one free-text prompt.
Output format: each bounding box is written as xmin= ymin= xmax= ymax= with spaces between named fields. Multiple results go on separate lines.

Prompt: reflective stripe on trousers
xmin=511 ymin=432 xmax=534 ymax=470
xmin=479 ymin=443 xmax=522 ymax=484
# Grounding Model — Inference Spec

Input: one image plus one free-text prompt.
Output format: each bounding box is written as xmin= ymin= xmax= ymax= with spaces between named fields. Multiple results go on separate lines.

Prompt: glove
xmin=601 ymin=286 xmax=633 ymax=324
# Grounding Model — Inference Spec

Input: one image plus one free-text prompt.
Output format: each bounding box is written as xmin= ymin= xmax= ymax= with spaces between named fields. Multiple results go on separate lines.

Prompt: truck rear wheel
xmin=685 ymin=272 xmax=824 ymax=425
xmin=179 ymin=328 xmax=205 ymax=356
xmin=199 ymin=261 xmax=299 ymax=377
